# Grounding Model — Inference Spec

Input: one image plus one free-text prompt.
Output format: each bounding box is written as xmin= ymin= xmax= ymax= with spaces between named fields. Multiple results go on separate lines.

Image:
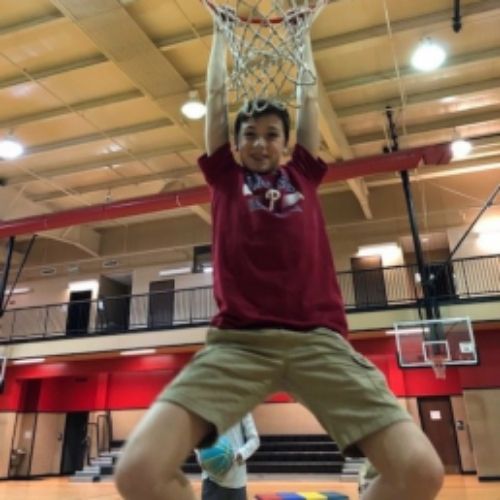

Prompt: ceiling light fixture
xmin=411 ymin=38 xmax=446 ymax=72
xmin=451 ymin=138 xmax=472 ymax=159
xmin=159 ymin=267 xmax=191 ymax=277
xmin=181 ymin=90 xmax=207 ymax=120
xmin=0 ymin=134 xmax=24 ymax=160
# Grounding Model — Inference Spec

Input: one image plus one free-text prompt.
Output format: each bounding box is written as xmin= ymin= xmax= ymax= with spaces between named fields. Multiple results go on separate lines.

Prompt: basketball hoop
xmin=430 ymin=355 xmax=447 ymax=380
xmin=202 ymin=0 xmax=328 ymax=112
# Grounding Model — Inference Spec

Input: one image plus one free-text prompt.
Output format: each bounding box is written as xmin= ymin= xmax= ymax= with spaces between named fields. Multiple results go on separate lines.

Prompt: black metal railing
xmin=1 ymin=254 xmax=498 ymax=343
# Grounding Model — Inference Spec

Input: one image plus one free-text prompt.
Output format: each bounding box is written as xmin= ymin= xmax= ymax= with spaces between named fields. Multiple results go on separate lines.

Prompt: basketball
xmin=198 ymin=435 xmax=234 ymax=477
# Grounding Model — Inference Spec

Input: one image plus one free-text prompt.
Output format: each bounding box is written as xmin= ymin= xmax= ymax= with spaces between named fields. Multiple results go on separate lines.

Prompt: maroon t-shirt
xmin=198 ymin=143 xmax=347 ymax=335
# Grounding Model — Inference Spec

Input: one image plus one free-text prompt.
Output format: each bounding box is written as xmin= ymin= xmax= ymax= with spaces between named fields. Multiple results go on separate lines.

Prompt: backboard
xmin=390 ymin=317 xmax=477 ymax=378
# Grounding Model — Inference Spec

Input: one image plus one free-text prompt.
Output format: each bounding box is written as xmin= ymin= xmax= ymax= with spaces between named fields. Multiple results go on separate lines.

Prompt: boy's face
xmin=236 ymin=114 xmax=287 ymax=174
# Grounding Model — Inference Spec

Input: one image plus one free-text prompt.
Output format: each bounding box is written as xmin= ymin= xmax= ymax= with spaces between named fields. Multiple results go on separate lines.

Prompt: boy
xmin=197 ymin=413 xmax=259 ymax=500
xmin=115 ymin=18 xmax=444 ymax=500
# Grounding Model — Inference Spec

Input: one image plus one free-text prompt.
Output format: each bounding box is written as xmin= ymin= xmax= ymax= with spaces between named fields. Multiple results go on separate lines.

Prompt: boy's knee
xmin=114 ymin=456 xmax=146 ymax=499
xmin=115 ymin=452 xmax=170 ymax=499
xmin=400 ymin=444 xmax=444 ymax=498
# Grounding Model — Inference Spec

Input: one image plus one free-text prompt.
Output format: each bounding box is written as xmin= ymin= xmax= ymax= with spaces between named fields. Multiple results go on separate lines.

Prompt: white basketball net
xmin=204 ymin=0 xmax=327 ymax=112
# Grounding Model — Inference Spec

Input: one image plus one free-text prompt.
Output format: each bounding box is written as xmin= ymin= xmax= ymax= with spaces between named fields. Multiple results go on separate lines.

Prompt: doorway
xmin=60 ymin=412 xmax=89 ymax=475
xmin=66 ymin=290 xmax=92 ymax=336
xmin=351 ymin=255 xmax=387 ymax=308
xmin=148 ymin=279 xmax=175 ymax=328
xmin=418 ymin=397 xmax=461 ymax=473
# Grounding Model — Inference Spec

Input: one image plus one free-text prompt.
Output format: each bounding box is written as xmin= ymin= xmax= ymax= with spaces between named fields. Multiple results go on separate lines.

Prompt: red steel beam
xmin=0 ymin=143 xmax=451 ymax=238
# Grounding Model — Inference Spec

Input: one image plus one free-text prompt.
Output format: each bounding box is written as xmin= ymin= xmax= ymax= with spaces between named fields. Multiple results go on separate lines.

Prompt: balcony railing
xmin=1 ymin=254 xmax=499 ymax=343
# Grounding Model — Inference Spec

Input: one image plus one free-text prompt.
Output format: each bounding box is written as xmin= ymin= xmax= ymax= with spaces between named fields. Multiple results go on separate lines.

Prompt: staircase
xmin=183 ymin=434 xmax=346 ymax=475
xmin=340 ymin=457 xmax=365 ymax=481
xmin=70 ymin=449 xmax=121 ymax=483
xmin=73 ymin=435 xmax=348 ymax=480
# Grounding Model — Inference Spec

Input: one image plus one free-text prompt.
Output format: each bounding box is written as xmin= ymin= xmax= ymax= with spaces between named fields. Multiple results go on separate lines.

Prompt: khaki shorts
xmin=158 ymin=327 xmax=410 ymax=456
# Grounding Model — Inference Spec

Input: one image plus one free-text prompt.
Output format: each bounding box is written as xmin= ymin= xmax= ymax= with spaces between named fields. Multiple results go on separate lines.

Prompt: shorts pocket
xmin=350 ymin=352 xmax=376 ymax=370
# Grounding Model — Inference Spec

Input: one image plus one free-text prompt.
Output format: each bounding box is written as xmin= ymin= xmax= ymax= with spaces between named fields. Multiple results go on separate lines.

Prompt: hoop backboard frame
xmin=390 ymin=317 xmax=478 ymax=370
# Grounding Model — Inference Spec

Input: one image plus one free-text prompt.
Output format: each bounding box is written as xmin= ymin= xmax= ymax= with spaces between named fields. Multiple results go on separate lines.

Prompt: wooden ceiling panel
xmin=80 ymin=96 xmax=166 ymax=130
xmin=142 ymin=152 xmax=192 ymax=173
xmin=16 ymin=113 xmax=96 ymax=147
xmin=6 ymin=139 xmax=125 ymax=174
xmin=114 ymin=126 xmax=190 ymax=152
xmin=124 ymin=0 xmax=210 ymax=40
xmin=39 ymin=62 xmax=138 ymax=105
xmin=1 ymin=23 xmax=99 ymax=75
xmin=0 ymin=82 xmax=62 ymax=120
xmin=0 ymin=0 xmax=56 ymax=26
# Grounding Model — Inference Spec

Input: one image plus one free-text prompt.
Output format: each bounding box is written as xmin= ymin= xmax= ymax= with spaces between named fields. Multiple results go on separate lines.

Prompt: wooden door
xmin=419 ymin=397 xmax=461 ymax=473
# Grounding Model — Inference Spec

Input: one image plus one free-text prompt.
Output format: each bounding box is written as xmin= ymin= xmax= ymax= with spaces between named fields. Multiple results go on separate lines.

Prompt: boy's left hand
xmin=235 ymin=452 xmax=244 ymax=465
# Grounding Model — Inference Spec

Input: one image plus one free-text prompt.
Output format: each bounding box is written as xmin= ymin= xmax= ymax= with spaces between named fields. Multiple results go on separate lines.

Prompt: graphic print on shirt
xmin=243 ymin=169 xmax=304 ymax=217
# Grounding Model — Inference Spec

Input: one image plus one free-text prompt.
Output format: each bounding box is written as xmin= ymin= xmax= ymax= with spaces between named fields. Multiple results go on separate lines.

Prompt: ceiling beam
xmin=5 ymin=143 xmax=196 ymax=186
xmin=337 ymin=78 xmax=500 ymax=119
xmin=317 ymin=79 xmax=372 ymax=219
xmin=349 ymin=108 xmax=500 ymax=146
xmin=190 ymin=206 xmax=212 ymax=225
xmin=0 ymin=185 xmax=100 ymax=256
xmin=17 ymin=118 xmax=173 ymax=158
xmin=31 ymin=166 xmax=199 ymax=203
xmin=326 ymin=47 xmax=500 ymax=94
xmin=0 ymin=90 xmax=143 ymax=130
xmin=0 ymin=144 xmax=450 ymax=239
xmin=0 ymin=12 xmax=65 ymax=38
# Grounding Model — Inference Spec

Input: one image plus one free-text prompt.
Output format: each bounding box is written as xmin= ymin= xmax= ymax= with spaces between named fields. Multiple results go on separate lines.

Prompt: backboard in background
xmin=389 ymin=317 xmax=477 ymax=379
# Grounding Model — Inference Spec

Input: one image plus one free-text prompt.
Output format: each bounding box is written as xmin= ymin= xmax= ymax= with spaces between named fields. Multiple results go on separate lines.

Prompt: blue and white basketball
xmin=199 ymin=435 xmax=234 ymax=477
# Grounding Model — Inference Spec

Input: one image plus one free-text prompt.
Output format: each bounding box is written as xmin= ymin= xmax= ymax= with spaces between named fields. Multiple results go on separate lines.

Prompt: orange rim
xmin=202 ymin=0 xmax=284 ymax=24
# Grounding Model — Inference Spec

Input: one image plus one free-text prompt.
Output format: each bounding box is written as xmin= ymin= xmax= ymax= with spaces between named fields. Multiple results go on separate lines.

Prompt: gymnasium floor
xmin=0 ymin=475 xmax=499 ymax=500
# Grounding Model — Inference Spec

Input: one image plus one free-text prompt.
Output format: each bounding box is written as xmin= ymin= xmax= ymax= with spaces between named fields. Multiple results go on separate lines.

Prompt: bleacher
xmin=183 ymin=434 xmax=345 ymax=475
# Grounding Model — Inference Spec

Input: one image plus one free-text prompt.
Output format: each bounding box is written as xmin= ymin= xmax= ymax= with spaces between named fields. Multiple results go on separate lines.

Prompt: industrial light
xmin=120 ymin=349 xmax=157 ymax=356
xmin=411 ymin=38 xmax=446 ymax=72
xmin=13 ymin=358 xmax=45 ymax=365
xmin=68 ymin=279 xmax=99 ymax=292
xmin=357 ymin=243 xmax=401 ymax=260
xmin=0 ymin=136 xmax=24 ymax=160
xmin=451 ymin=138 xmax=472 ymax=159
xmin=5 ymin=287 xmax=31 ymax=295
xmin=181 ymin=90 xmax=206 ymax=120
xmin=159 ymin=267 xmax=191 ymax=277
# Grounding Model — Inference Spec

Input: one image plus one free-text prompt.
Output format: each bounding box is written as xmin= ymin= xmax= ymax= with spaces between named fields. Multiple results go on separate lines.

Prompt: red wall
xmin=0 ymin=328 xmax=498 ymax=413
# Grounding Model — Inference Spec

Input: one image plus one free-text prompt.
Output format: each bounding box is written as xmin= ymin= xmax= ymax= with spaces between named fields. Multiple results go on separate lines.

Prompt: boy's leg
xmin=116 ymin=327 xmax=283 ymax=500
xmin=358 ymin=420 xmax=444 ymax=500
xmin=283 ymin=329 xmax=444 ymax=500
xmin=115 ymin=401 xmax=211 ymax=500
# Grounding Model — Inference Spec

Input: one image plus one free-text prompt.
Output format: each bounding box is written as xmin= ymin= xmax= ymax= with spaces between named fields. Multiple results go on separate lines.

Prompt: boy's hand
xmin=234 ymin=452 xmax=244 ymax=465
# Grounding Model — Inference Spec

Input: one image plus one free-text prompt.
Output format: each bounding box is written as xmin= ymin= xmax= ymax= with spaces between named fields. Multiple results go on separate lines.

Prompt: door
xmin=351 ymin=256 xmax=387 ymax=308
xmin=148 ymin=279 xmax=175 ymax=328
xmin=30 ymin=413 xmax=66 ymax=476
xmin=427 ymin=263 xmax=456 ymax=299
xmin=419 ymin=397 xmax=461 ymax=473
xmin=66 ymin=291 xmax=92 ymax=336
xmin=60 ymin=412 xmax=88 ymax=475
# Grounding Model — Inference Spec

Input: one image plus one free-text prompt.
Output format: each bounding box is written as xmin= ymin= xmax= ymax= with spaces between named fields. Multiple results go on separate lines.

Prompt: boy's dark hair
xmin=234 ymin=99 xmax=291 ymax=146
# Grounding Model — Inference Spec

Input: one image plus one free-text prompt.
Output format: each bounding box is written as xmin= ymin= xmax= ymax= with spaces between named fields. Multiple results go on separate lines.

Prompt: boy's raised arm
xmin=205 ymin=25 xmax=229 ymax=156
xmin=296 ymin=34 xmax=320 ymax=157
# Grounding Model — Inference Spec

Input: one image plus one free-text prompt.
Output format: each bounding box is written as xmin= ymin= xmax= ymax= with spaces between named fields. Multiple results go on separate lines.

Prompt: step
xmin=69 ymin=475 xmax=99 ymax=483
